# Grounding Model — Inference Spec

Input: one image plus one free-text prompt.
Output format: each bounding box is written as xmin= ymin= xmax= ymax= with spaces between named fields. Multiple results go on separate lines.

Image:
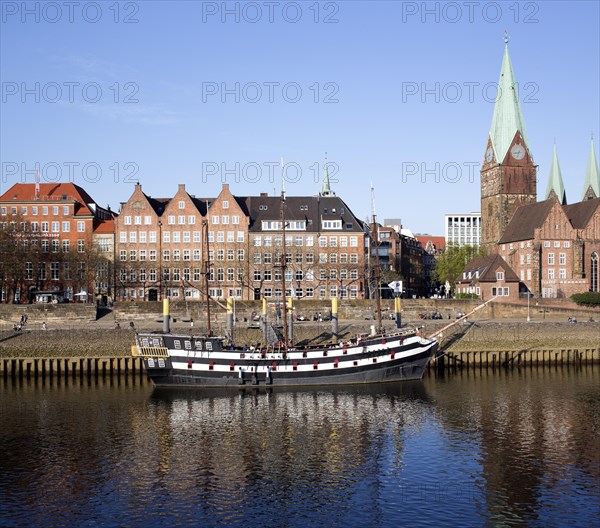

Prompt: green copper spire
xmin=488 ymin=35 xmax=530 ymax=162
xmin=582 ymin=138 xmax=600 ymax=200
xmin=545 ymin=143 xmax=567 ymax=204
xmin=322 ymin=154 xmax=334 ymax=196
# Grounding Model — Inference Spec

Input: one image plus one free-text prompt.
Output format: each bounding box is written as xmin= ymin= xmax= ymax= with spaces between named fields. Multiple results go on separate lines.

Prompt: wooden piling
xmin=0 ymin=356 xmax=148 ymax=382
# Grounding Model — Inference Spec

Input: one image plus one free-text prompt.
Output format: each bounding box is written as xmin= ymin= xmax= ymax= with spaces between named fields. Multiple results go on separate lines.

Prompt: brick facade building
xmin=0 ymin=183 xmax=116 ymax=303
xmin=455 ymin=254 xmax=520 ymax=302
xmin=499 ymin=197 xmax=600 ymax=298
xmin=115 ymin=182 xmax=368 ymax=302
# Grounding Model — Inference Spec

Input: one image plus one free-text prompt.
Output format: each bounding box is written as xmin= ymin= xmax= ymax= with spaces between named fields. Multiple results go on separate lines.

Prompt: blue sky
xmin=1 ymin=0 xmax=599 ymax=234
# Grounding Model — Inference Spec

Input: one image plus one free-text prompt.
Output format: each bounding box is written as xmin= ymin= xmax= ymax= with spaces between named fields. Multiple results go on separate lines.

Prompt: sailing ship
xmin=133 ymin=180 xmax=439 ymax=388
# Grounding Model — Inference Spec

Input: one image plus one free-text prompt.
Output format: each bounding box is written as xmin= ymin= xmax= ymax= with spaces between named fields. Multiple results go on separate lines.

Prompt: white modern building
xmin=445 ymin=213 xmax=481 ymax=247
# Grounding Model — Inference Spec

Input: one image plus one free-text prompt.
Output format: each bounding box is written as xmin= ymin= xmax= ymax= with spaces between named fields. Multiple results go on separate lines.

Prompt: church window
xmin=591 ymin=253 xmax=599 ymax=293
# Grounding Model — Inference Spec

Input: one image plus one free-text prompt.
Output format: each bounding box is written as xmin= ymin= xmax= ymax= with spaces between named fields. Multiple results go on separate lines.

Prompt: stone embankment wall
xmin=0 ymin=303 xmax=97 ymax=324
xmin=113 ymin=298 xmax=598 ymax=322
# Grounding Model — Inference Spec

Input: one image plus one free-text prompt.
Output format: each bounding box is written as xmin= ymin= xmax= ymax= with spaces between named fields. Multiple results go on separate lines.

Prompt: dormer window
xmin=322 ymin=220 xmax=342 ymax=230
xmin=497 ymin=271 xmax=504 ymax=281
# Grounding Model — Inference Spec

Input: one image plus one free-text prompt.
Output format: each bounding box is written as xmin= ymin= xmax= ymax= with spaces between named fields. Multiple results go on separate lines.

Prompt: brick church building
xmin=460 ymin=36 xmax=600 ymax=299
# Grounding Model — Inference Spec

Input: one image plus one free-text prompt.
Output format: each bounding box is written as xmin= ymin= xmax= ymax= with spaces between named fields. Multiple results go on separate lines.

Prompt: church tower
xmin=481 ymin=35 xmax=537 ymax=252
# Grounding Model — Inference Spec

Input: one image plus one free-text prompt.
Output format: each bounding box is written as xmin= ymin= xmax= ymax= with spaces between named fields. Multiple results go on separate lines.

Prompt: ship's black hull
xmin=135 ymin=332 xmax=438 ymax=388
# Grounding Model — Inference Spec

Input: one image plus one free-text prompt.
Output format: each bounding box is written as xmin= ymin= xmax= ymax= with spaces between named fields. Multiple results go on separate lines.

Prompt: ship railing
xmin=134 ymin=346 xmax=169 ymax=358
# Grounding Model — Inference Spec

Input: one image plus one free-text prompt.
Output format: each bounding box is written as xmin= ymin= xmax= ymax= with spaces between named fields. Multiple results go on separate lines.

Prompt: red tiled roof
xmin=94 ymin=219 xmax=115 ymax=234
xmin=415 ymin=236 xmax=446 ymax=251
xmin=0 ymin=183 xmax=97 ymax=216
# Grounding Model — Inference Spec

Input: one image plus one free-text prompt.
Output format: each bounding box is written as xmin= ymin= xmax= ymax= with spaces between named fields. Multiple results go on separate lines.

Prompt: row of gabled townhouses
xmin=1 ymin=175 xmax=431 ymax=304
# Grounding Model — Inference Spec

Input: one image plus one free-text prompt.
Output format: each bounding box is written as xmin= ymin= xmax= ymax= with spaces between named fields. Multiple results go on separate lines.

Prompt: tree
xmin=432 ymin=245 xmax=486 ymax=285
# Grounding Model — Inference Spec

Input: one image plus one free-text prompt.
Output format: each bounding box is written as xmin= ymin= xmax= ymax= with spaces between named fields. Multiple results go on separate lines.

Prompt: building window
xmin=124 ymin=216 xmax=132 ymax=225
xmin=77 ymin=221 xmax=85 ymax=232
xmin=548 ymin=269 xmax=554 ymax=280
xmin=548 ymin=253 xmax=554 ymax=265
xmin=559 ymin=268 xmax=566 ymax=279
xmin=232 ymin=215 xmax=239 ymax=224
xmin=591 ymin=253 xmax=599 ymax=292
xmin=62 ymin=240 xmax=70 ymax=253
xmin=496 ymin=271 xmax=504 ymax=281
xmin=134 ymin=216 xmax=141 ymax=225
xmin=223 ymin=200 xmax=229 ymax=209
xmin=322 ymin=220 xmax=342 ymax=230
xmin=77 ymin=240 xmax=85 ymax=253
xmin=145 ymin=216 xmax=152 ymax=225
xmin=559 ymin=253 xmax=566 ymax=265
xmin=179 ymin=200 xmax=185 ymax=209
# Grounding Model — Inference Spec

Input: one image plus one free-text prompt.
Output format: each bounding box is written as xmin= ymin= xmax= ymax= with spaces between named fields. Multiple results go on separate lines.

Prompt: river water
xmin=0 ymin=367 xmax=598 ymax=527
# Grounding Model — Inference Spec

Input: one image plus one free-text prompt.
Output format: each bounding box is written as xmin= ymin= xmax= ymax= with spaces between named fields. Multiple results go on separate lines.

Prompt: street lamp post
xmin=527 ymin=291 xmax=531 ymax=322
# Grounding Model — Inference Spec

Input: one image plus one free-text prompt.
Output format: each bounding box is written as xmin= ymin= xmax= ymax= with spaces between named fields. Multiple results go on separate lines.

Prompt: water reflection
xmin=0 ymin=368 xmax=598 ymax=527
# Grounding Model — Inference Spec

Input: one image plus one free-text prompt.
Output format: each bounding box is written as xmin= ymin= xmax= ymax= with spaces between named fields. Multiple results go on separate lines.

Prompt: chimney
xmin=178 ymin=183 xmax=185 ymax=192
xmin=222 ymin=183 xmax=229 ymax=191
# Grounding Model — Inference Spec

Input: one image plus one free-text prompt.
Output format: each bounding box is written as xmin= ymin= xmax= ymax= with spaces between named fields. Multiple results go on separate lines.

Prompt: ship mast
xmin=202 ymin=213 xmax=212 ymax=336
xmin=371 ymin=184 xmax=383 ymax=334
xmin=280 ymin=159 xmax=289 ymax=348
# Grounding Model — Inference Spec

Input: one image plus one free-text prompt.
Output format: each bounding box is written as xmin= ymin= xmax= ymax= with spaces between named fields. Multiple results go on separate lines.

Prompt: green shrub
xmin=570 ymin=292 xmax=600 ymax=307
